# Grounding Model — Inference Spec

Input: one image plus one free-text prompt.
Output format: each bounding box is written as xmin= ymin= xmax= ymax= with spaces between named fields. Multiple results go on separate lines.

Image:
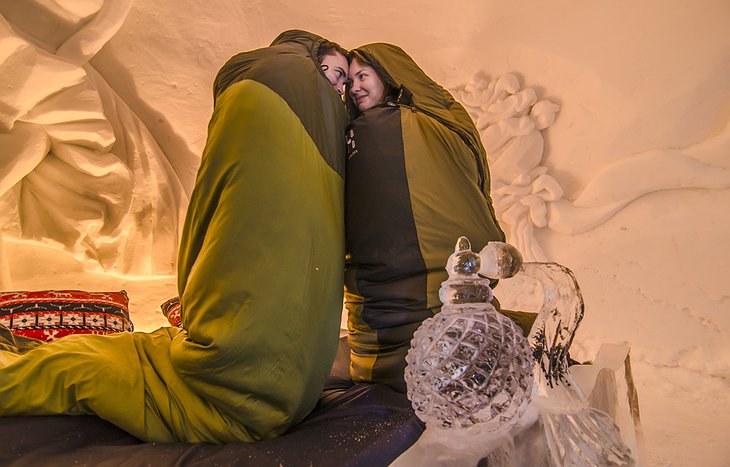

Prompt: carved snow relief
xmin=0 ymin=2 xmax=186 ymax=278
xmin=453 ymin=73 xmax=730 ymax=262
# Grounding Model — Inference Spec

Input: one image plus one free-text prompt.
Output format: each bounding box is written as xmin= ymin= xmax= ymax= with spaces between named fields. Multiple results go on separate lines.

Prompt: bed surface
xmin=0 ymin=337 xmax=425 ymax=466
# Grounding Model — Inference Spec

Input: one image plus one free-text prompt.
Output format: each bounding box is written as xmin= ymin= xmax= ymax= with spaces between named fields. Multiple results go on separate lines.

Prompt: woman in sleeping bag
xmin=344 ymin=44 xmax=508 ymax=393
xmin=0 ymin=30 xmax=349 ymax=443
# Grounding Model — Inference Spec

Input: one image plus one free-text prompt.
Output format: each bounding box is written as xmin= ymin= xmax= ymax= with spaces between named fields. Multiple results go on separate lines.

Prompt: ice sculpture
xmin=404 ymin=237 xmax=533 ymax=432
xmin=396 ymin=237 xmax=637 ymax=466
xmin=517 ymin=262 xmax=636 ymax=466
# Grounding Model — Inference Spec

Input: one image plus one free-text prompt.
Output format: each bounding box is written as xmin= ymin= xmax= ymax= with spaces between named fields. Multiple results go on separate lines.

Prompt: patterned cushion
xmin=161 ymin=296 xmax=182 ymax=328
xmin=0 ymin=290 xmax=133 ymax=342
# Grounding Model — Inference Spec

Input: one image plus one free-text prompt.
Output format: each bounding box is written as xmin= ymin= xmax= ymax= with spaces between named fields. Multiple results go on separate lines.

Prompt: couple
xmin=0 ymin=30 xmax=504 ymax=444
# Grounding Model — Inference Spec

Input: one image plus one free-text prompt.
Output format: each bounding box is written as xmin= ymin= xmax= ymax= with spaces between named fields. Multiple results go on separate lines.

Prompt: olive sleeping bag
xmin=0 ymin=30 xmax=348 ymax=443
xmin=345 ymin=43 xmax=505 ymax=393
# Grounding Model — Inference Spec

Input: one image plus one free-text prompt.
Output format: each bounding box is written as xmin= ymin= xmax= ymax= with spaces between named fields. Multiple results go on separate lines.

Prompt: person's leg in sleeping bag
xmin=0 ymin=30 xmax=349 ymax=443
xmin=344 ymin=44 xmax=526 ymax=393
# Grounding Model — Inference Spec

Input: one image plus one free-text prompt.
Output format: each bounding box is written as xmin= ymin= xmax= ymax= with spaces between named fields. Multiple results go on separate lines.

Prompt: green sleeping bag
xmin=0 ymin=30 xmax=347 ymax=443
xmin=345 ymin=43 xmax=505 ymax=393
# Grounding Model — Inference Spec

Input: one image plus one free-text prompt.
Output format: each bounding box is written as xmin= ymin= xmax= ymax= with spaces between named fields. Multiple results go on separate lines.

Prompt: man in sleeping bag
xmin=344 ymin=43 xmax=509 ymax=393
xmin=0 ymin=29 xmax=349 ymax=443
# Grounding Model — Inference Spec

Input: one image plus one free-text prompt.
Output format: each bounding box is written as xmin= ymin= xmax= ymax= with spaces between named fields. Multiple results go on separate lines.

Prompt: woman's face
xmin=348 ymin=58 xmax=386 ymax=112
xmin=320 ymin=52 xmax=349 ymax=96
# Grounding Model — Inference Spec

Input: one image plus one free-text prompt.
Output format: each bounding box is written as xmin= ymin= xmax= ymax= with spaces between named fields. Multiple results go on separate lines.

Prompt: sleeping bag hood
xmin=214 ymin=29 xmax=347 ymax=176
xmin=345 ymin=43 xmax=506 ymax=392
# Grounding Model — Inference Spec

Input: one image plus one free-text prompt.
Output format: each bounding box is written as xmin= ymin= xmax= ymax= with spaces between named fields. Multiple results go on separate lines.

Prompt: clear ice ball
xmin=404 ymin=303 xmax=534 ymax=432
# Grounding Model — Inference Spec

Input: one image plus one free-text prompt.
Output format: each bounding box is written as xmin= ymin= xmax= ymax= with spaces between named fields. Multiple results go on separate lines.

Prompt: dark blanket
xmin=0 ymin=338 xmax=424 ymax=466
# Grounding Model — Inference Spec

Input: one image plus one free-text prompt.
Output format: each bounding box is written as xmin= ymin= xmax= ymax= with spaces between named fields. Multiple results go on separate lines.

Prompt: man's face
xmin=348 ymin=58 xmax=385 ymax=112
xmin=320 ymin=52 xmax=348 ymax=96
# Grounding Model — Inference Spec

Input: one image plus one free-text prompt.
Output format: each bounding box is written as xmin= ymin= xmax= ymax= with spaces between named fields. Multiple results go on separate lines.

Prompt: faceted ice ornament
xmin=404 ymin=237 xmax=533 ymax=432
xmin=405 ymin=308 xmax=534 ymax=431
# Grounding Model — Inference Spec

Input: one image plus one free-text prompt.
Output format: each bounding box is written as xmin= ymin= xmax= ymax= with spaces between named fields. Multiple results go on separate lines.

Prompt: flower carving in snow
xmin=452 ymin=73 xmax=561 ymax=261
xmin=453 ymin=72 xmax=730 ymax=262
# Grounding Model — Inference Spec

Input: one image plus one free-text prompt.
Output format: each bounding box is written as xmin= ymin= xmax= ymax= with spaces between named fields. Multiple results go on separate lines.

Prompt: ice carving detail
xmin=510 ymin=262 xmax=636 ymax=466
xmin=398 ymin=240 xmax=637 ymax=466
xmin=404 ymin=237 xmax=534 ymax=432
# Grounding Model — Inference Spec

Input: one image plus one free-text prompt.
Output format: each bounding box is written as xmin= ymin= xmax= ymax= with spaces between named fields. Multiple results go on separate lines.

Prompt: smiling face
xmin=348 ymin=58 xmax=386 ymax=112
xmin=319 ymin=51 xmax=349 ymax=96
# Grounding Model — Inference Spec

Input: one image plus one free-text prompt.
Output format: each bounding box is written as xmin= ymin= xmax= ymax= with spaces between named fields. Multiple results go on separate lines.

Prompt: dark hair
xmin=347 ymin=50 xmax=397 ymax=103
xmin=317 ymin=41 xmax=347 ymax=63
xmin=345 ymin=50 xmax=403 ymax=122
